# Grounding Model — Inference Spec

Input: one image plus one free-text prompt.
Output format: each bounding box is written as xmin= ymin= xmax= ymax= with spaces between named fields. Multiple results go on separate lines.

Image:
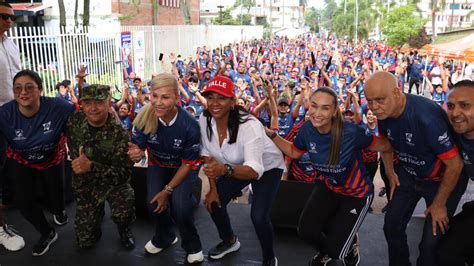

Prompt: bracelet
xmin=270 ymin=131 xmax=278 ymax=139
xmin=164 ymin=185 xmax=174 ymax=195
xmin=224 ymin=163 xmax=234 ymax=178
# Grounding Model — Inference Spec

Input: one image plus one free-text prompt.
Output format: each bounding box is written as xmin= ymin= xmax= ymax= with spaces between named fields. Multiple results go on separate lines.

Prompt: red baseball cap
xmin=202 ymin=75 xmax=235 ymax=98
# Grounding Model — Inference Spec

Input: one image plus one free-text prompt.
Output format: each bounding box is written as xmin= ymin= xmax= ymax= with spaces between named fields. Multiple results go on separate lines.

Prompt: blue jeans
xmin=147 ymin=166 xmax=202 ymax=254
xmin=383 ymin=169 xmax=468 ymax=266
xmin=210 ymin=168 xmax=283 ymax=261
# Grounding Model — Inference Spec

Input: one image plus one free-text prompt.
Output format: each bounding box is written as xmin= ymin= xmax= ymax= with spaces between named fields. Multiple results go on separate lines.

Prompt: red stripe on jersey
xmin=6 ymin=133 xmax=67 ymax=170
xmin=345 ymin=160 xmax=358 ymax=187
xmin=182 ymin=158 xmax=203 ymax=170
xmin=367 ymin=135 xmax=377 ymax=150
xmin=429 ymin=159 xmax=442 ymax=178
xmin=437 ymin=146 xmax=458 ymax=161
xmin=291 ymin=143 xmax=306 ymax=155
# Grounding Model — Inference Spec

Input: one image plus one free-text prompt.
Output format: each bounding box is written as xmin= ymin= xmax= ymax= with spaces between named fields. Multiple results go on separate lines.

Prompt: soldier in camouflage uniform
xmin=66 ymin=84 xmax=136 ymax=249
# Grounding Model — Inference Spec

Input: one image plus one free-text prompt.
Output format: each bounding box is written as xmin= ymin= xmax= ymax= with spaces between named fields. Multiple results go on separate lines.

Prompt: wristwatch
xmin=164 ymin=185 xmax=174 ymax=195
xmin=224 ymin=163 xmax=234 ymax=178
xmin=270 ymin=131 xmax=278 ymax=139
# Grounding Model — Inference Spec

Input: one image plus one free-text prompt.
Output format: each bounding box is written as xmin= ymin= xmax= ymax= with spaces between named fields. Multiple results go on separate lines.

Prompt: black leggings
xmin=8 ymin=159 xmax=66 ymax=236
xmin=408 ymin=78 xmax=420 ymax=94
xmin=364 ymin=161 xmax=378 ymax=182
xmin=298 ymin=182 xmax=372 ymax=260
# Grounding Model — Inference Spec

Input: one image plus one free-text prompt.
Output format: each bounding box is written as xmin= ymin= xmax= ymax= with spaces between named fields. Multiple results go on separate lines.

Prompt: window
xmin=461 ymin=4 xmax=472 ymax=10
xmin=449 ymin=3 xmax=460 ymax=10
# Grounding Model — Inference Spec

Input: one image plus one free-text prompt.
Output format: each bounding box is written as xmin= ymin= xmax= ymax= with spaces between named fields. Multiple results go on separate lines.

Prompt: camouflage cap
xmin=81 ymin=84 xmax=110 ymax=101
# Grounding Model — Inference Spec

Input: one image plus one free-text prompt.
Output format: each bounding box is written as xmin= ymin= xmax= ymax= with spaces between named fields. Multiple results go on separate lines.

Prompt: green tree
xmin=332 ymin=0 xmax=378 ymax=40
xmin=213 ymin=9 xmax=239 ymax=25
xmin=382 ymin=5 xmax=427 ymax=46
xmin=304 ymin=7 xmax=321 ymax=33
xmin=321 ymin=0 xmax=338 ymax=32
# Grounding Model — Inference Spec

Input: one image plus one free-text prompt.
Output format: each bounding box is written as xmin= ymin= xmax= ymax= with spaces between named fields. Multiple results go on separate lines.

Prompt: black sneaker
xmin=118 ymin=226 xmax=135 ymax=250
xmin=53 ymin=210 xmax=68 ymax=226
xmin=378 ymin=187 xmax=386 ymax=197
xmin=308 ymin=252 xmax=334 ymax=266
xmin=208 ymin=237 xmax=241 ymax=260
xmin=344 ymin=240 xmax=360 ymax=266
xmin=263 ymin=257 xmax=278 ymax=266
xmin=32 ymin=230 xmax=58 ymax=256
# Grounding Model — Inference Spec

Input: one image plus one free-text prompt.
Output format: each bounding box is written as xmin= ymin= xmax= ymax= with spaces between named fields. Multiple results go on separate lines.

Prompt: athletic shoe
xmin=118 ymin=226 xmax=135 ymax=249
xmin=186 ymin=250 xmax=204 ymax=264
xmin=308 ymin=252 xmax=334 ymax=266
xmin=53 ymin=210 xmax=68 ymax=226
xmin=208 ymin=237 xmax=241 ymax=260
xmin=378 ymin=187 xmax=386 ymax=197
xmin=32 ymin=230 xmax=58 ymax=256
xmin=144 ymin=237 xmax=178 ymax=254
xmin=263 ymin=256 xmax=278 ymax=266
xmin=344 ymin=236 xmax=360 ymax=266
xmin=0 ymin=224 xmax=25 ymax=251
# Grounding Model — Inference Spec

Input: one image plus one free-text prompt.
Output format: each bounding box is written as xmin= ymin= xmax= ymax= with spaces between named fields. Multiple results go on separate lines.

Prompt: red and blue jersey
xmin=132 ymin=106 xmax=201 ymax=169
xmin=378 ymin=94 xmax=458 ymax=181
xmin=292 ymin=120 xmax=376 ymax=198
xmin=0 ymin=97 xmax=75 ymax=169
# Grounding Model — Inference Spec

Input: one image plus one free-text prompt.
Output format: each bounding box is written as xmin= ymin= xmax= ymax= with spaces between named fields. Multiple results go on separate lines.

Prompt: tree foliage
xmin=304 ymin=7 xmax=321 ymax=33
xmin=213 ymin=9 xmax=239 ymax=25
xmin=382 ymin=5 xmax=427 ymax=46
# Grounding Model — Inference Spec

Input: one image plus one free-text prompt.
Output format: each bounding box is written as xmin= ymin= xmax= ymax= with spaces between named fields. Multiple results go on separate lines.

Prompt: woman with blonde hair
xmin=128 ymin=73 xmax=203 ymax=264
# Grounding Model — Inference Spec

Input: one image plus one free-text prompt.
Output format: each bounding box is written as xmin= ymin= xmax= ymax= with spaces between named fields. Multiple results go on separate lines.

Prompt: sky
xmin=307 ymin=0 xmax=326 ymax=9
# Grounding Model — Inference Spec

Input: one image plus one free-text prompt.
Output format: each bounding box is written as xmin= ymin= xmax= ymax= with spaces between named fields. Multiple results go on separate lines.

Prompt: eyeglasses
xmin=0 ymin=13 xmax=16 ymax=22
xmin=13 ymin=84 xmax=38 ymax=94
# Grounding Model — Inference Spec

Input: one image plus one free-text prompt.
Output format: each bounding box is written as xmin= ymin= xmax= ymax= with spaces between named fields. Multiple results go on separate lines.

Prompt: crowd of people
xmin=1 ymin=1 xmax=474 ymax=265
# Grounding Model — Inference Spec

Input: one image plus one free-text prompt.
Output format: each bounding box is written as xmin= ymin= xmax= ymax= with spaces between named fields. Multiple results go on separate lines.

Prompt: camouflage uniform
xmin=66 ymin=85 xmax=135 ymax=248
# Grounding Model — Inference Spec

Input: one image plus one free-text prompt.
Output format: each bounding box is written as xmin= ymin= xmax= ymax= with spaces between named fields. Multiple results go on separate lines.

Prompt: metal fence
xmin=7 ymin=25 xmax=264 ymax=96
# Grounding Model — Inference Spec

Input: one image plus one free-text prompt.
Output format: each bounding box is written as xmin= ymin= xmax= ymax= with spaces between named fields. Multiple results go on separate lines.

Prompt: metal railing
xmin=8 ymin=25 xmax=263 ymax=96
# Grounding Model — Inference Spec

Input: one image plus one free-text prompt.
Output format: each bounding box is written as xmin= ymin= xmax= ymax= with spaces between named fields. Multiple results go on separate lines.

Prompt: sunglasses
xmin=0 ymin=13 xmax=16 ymax=21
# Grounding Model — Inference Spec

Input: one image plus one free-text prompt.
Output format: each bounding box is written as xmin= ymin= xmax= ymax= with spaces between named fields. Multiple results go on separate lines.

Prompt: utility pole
xmin=241 ymin=0 xmax=243 ymax=25
xmin=217 ymin=4 xmax=224 ymax=22
xmin=355 ymin=0 xmax=359 ymax=42
xmin=282 ymin=0 xmax=285 ymax=27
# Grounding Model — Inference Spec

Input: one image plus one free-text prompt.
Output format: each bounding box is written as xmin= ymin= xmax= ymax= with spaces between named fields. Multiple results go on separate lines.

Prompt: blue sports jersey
xmin=378 ymin=94 xmax=458 ymax=181
xmin=131 ymin=106 xmax=201 ymax=169
xmin=292 ymin=121 xmax=375 ymax=198
xmin=431 ymin=91 xmax=447 ymax=107
xmin=456 ymin=134 xmax=474 ymax=181
xmin=277 ymin=112 xmax=295 ymax=138
xmin=0 ymin=97 xmax=75 ymax=166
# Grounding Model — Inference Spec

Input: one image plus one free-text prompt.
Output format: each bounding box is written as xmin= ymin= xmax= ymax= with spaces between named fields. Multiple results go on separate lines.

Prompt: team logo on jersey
xmin=405 ymin=133 xmax=414 ymax=146
xmin=13 ymin=129 xmax=26 ymax=141
xmin=173 ymin=139 xmax=182 ymax=148
xmin=42 ymin=121 xmax=53 ymax=134
xmin=386 ymin=129 xmax=393 ymax=140
xmin=437 ymin=131 xmax=452 ymax=147
xmin=462 ymin=151 xmax=471 ymax=165
xmin=309 ymin=142 xmax=318 ymax=154
xmin=438 ymin=131 xmax=448 ymax=142
xmin=148 ymin=134 xmax=159 ymax=144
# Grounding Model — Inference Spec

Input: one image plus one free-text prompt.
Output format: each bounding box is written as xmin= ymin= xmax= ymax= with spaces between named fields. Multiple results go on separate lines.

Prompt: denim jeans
xmin=147 ymin=166 xmax=202 ymax=254
xmin=210 ymin=168 xmax=283 ymax=261
xmin=383 ymin=169 xmax=468 ymax=266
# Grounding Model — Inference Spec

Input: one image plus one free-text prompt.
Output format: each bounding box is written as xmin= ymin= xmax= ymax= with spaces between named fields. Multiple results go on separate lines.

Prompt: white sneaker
xmin=0 ymin=224 xmax=25 ymax=251
xmin=144 ymin=237 xmax=178 ymax=254
xmin=187 ymin=250 xmax=204 ymax=264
